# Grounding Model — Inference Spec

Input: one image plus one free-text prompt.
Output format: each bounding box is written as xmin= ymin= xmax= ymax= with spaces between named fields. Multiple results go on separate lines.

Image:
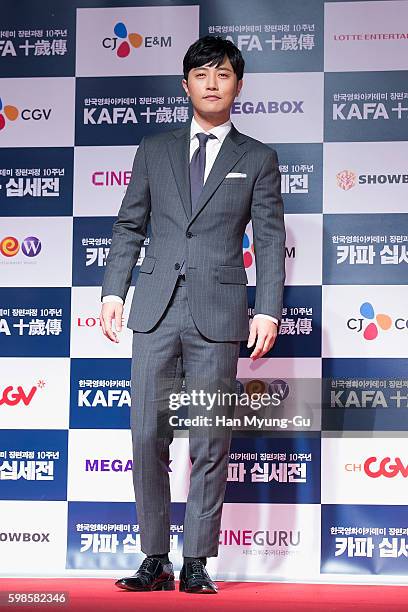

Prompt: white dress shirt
xmin=103 ymin=115 xmax=279 ymax=327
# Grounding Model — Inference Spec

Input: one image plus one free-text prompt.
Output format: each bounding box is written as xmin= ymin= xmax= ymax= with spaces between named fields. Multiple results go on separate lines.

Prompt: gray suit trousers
xmin=130 ymin=276 xmax=240 ymax=557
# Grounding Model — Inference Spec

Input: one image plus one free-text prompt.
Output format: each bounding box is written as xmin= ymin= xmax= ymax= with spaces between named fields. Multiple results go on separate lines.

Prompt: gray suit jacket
xmin=101 ymin=120 xmax=286 ymax=341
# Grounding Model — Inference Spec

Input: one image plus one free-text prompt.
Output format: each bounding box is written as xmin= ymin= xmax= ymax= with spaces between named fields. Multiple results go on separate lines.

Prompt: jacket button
xmin=174 ymin=263 xmax=180 ymax=270
xmin=186 ymin=231 xmax=193 ymax=238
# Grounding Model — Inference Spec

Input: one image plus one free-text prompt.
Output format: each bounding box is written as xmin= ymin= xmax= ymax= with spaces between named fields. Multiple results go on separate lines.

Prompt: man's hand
xmin=100 ymin=302 xmax=123 ymax=343
xmin=247 ymin=318 xmax=278 ymax=360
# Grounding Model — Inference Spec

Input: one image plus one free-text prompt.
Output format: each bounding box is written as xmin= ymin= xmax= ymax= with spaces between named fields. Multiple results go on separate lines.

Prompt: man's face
xmin=182 ymin=55 xmax=242 ymax=116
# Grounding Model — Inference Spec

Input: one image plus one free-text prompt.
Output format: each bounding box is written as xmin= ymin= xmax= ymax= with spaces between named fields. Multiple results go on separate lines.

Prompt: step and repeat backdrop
xmin=1 ymin=0 xmax=408 ymax=582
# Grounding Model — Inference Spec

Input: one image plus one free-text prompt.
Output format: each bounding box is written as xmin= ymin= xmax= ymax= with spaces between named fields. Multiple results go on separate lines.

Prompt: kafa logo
xmin=102 ymin=22 xmax=172 ymax=58
xmin=0 ymin=236 xmax=42 ymax=258
xmin=0 ymin=97 xmax=18 ymax=130
xmin=78 ymin=388 xmax=130 ymax=408
xmin=0 ymin=380 xmax=45 ymax=407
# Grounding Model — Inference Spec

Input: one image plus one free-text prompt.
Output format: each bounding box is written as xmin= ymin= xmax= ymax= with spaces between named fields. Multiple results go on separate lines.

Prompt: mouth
xmin=203 ymin=95 xmax=221 ymax=100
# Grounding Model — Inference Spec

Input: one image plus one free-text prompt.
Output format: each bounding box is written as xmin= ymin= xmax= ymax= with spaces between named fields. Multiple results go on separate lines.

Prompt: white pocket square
xmin=225 ymin=172 xmax=247 ymax=178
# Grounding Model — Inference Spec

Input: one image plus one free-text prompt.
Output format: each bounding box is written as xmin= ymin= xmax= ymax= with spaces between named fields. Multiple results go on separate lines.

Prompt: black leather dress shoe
xmin=115 ymin=557 xmax=175 ymax=591
xmin=179 ymin=559 xmax=218 ymax=594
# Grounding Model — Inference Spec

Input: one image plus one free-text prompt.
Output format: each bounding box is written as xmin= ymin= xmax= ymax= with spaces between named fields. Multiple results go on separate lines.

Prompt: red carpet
xmin=1 ymin=579 xmax=407 ymax=611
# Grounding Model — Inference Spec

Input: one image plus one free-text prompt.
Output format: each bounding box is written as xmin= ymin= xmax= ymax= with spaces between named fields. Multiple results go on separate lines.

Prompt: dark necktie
xmin=189 ymin=132 xmax=217 ymax=216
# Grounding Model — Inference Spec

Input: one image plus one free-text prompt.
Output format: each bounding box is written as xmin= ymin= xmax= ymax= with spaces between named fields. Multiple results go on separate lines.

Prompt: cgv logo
xmin=365 ymin=457 xmax=408 ymax=478
xmin=0 ymin=381 xmax=45 ymax=407
xmin=0 ymin=97 xmax=52 ymax=130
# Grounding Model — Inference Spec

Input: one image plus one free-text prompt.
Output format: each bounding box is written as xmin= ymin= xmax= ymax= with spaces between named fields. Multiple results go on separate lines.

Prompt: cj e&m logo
xmin=102 ymin=21 xmax=171 ymax=58
xmin=347 ymin=301 xmax=393 ymax=340
xmin=243 ymin=231 xmax=254 ymax=269
xmin=0 ymin=236 xmax=42 ymax=258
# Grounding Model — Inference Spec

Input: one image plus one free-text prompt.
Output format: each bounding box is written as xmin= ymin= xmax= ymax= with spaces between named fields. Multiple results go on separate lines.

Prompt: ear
xmin=182 ymin=78 xmax=190 ymax=97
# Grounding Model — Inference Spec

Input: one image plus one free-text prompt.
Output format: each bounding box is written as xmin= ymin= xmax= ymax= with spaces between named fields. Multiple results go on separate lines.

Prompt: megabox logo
xmin=0 ymin=236 xmax=42 ymax=258
xmin=102 ymin=21 xmax=171 ymax=57
xmin=232 ymin=100 xmax=304 ymax=115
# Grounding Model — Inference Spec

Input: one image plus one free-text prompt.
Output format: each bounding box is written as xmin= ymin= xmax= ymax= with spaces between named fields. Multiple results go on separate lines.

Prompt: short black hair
xmin=183 ymin=35 xmax=245 ymax=82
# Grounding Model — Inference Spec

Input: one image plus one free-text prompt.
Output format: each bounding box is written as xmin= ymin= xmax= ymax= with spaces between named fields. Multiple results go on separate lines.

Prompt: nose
xmin=206 ymin=73 xmax=218 ymax=90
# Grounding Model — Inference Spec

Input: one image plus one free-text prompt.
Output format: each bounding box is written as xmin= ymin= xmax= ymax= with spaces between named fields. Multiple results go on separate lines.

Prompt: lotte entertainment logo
xmin=0 ymin=236 xmax=42 ymax=258
xmin=0 ymin=96 xmax=19 ymax=131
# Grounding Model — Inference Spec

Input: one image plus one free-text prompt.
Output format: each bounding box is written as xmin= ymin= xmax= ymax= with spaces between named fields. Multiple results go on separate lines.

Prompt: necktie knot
xmin=196 ymin=132 xmax=217 ymax=148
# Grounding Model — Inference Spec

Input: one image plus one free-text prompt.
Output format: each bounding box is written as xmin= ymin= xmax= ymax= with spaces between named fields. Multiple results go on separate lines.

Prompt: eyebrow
xmin=193 ymin=66 xmax=233 ymax=72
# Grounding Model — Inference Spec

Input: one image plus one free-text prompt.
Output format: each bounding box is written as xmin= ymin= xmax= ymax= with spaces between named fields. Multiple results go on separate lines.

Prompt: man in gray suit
xmin=100 ymin=35 xmax=285 ymax=594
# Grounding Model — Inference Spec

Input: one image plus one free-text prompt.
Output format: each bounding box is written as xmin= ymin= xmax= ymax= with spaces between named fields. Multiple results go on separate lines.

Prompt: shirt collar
xmin=190 ymin=115 xmax=232 ymax=144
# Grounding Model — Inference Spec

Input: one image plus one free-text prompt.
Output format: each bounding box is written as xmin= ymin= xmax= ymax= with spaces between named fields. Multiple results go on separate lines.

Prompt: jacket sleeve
xmin=101 ymin=137 xmax=151 ymax=302
xmin=250 ymin=148 xmax=286 ymax=321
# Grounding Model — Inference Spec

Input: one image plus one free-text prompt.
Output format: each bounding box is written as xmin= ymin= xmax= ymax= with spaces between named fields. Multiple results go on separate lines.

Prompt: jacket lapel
xmin=167 ymin=120 xmax=248 ymax=224
xmin=167 ymin=125 xmax=191 ymax=220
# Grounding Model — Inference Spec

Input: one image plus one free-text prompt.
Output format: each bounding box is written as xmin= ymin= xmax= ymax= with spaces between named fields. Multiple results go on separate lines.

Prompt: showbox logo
xmin=336 ymin=170 xmax=357 ymax=191
xmin=102 ymin=21 xmax=171 ymax=58
xmin=336 ymin=169 xmax=408 ymax=191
